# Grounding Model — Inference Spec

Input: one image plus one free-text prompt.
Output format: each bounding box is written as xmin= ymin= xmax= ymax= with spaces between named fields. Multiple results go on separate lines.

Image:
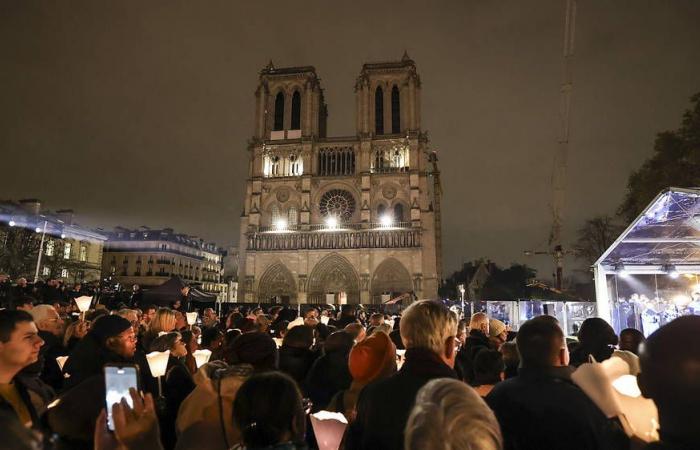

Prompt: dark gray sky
xmin=2 ymin=0 xmax=699 ymax=282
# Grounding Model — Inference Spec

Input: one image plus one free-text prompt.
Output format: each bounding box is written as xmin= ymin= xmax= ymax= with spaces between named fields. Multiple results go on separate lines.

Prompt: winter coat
xmin=0 ymin=376 xmax=40 ymax=429
xmin=345 ymin=347 xmax=458 ymax=450
xmin=63 ymin=334 xmax=133 ymax=389
xmin=176 ymin=362 xmax=253 ymax=450
xmin=278 ymin=346 xmax=317 ymax=387
xmin=37 ymin=330 xmax=67 ymax=391
xmin=486 ymin=366 xmax=628 ymax=450
xmin=456 ymin=329 xmax=492 ymax=383
xmin=161 ymin=356 xmax=196 ymax=450
xmin=303 ymin=349 xmax=352 ymax=412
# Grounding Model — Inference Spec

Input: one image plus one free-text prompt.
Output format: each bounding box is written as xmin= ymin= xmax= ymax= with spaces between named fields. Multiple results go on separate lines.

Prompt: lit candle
xmin=192 ymin=349 xmax=212 ymax=368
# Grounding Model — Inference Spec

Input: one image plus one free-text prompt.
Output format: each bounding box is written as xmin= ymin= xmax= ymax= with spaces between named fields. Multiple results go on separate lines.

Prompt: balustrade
xmin=247 ymin=227 xmax=421 ymax=251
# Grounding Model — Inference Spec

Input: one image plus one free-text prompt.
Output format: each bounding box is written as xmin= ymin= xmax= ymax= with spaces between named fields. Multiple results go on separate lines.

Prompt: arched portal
xmin=371 ymin=257 xmax=413 ymax=304
xmin=258 ymin=262 xmax=297 ymax=304
xmin=307 ymin=253 xmax=360 ymax=304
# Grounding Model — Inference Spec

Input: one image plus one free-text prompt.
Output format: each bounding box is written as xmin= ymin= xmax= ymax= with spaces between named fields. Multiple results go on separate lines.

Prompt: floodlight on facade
xmin=325 ymin=216 xmax=338 ymax=230
xmin=379 ymin=214 xmax=393 ymax=228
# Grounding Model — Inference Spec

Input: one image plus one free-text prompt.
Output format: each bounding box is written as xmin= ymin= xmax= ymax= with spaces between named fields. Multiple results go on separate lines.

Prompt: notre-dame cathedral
xmin=237 ymin=53 xmax=442 ymax=305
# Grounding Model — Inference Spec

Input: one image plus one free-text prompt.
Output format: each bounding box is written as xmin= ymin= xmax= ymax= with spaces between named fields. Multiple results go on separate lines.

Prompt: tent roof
xmin=595 ymin=187 xmax=700 ymax=269
xmin=142 ymin=276 xmax=187 ymax=305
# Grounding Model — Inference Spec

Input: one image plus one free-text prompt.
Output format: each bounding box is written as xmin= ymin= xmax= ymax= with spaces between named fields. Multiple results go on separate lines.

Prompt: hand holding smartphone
xmin=104 ymin=364 xmax=140 ymax=431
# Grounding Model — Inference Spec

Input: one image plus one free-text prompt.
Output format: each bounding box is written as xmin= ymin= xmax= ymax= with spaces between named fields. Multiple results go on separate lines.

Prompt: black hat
xmin=90 ymin=315 xmax=132 ymax=344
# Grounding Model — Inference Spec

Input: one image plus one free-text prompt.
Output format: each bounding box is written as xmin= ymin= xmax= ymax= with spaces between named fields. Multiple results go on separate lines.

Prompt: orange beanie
xmin=348 ymin=331 xmax=396 ymax=384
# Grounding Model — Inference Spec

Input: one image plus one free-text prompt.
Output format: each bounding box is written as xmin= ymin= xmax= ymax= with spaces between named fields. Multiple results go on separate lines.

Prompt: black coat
xmin=486 ymin=366 xmax=628 ymax=450
xmin=345 ymin=347 xmax=457 ymax=450
xmin=63 ymin=335 xmax=133 ymax=390
xmin=303 ymin=349 xmax=352 ymax=411
xmin=278 ymin=346 xmax=317 ymax=386
xmin=456 ymin=329 xmax=491 ymax=383
xmin=37 ymin=330 xmax=67 ymax=391
xmin=161 ymin=356 xmax=195 ymax=450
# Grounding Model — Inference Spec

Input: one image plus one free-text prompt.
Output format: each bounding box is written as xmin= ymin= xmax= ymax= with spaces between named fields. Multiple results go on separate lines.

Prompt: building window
xmin=45 ymin=240 xmax=55 ymax=256
xmin=271 ymin=204 xmax=280 ymax=225
xmin=60 ymin=268 xmax=68 ymax=278
xmin=391 ymin=85 xmax=401 ymax=134
xmin=42 ymin=266 xmax=50 ymax=276
xmin=291 ymin=91 xmax=301 ymax=129
xmin=288 ymin=206 xmax=298 ymax=226
xmin=79 ymin=245 xmax=87 ymax=262
xmin=375 ymin=86 xmax=384 ymax=135
xmin=394 ymin=203 xmax=405 ymax=222
xmin=63 ymin=242 xmax=72 ymax=260
xmin=317 ymin=146 xmax=355 ymax=176
xmin=377 ymin=203 xmax=386 ymax=219
xmin=273 ymin=92 xmax=285 ymax=131
xmin=263 ymin=153 xmax=303 ymax=177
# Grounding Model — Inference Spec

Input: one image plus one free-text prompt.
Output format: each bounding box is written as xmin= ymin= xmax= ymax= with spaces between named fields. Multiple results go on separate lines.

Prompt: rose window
xmin=319 ymin=189 xmax=356 ymax=222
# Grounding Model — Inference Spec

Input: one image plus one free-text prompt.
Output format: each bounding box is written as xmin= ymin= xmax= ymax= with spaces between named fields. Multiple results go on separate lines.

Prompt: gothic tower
xmin=238 ymin=54 xmax=442 ymax=305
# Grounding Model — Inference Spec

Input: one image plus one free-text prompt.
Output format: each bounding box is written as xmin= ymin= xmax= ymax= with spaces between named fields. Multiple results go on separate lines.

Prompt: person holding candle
xmin=150 ymin=332 xmax=195 ymax=450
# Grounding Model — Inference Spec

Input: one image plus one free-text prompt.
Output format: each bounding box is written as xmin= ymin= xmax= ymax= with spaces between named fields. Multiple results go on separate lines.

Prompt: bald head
xmin=469 ymin=312 xmax=489 ymax=335
xmin=638 ymin=316 xmax=700 ymax=440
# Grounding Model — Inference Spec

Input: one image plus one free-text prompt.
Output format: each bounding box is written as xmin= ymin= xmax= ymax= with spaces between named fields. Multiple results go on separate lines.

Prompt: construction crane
xmin=525 ymin=0 xmax=577 ymax=291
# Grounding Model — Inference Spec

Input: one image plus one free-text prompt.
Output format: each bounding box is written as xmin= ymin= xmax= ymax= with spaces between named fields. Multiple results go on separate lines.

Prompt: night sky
xmin=2 ymin=1 xmax=699 ymax=282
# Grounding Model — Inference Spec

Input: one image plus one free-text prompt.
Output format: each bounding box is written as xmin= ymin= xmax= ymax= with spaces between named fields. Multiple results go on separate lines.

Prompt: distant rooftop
xmin=107 ymin=226 xmax=222 ymax=253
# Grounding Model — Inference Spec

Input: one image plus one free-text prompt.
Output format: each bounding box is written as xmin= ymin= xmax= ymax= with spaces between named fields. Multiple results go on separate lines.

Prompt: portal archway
xmin=307 ymin=253 xmax=360 ymax=304
xmin=258 ymin=262 xmax=297 ymax=304
xmin=371 ymin=257 xmax=413 ymax=304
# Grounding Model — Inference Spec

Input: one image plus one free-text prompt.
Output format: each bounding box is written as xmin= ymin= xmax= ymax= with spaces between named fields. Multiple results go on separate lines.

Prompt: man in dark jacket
xmin=638 ymin=316 xmax=700 ymax=450
xmin=456 ymin=312 xmax=492 ymax=383
xmin=28 ymin=304 xmax=66 ymax=391
xmin=346 ymin=300 xmax=458 ymax=450
xmin=486 ymin=316 xmax=626 ymax=450
xmin=0 ymin=310 xmax=44 ymax=429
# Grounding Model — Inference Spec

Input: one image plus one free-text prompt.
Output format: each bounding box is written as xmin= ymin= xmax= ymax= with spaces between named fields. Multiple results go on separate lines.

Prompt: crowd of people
xmin=0 ymin=278 xmax=698 ymax=450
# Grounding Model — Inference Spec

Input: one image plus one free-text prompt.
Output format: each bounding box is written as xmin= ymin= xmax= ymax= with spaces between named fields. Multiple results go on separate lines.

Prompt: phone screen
xmin=104 ymin=365 xmax=139 ymax=431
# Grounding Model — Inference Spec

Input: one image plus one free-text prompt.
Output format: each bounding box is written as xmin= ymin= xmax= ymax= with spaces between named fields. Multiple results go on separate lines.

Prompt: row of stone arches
xmin=256 ymin=253 xmax=413 ymax=304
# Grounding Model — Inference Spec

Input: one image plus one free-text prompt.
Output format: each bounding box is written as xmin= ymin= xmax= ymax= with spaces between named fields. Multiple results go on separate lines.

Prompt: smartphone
xmin=104 ymin=364 xmax=140 ymax=431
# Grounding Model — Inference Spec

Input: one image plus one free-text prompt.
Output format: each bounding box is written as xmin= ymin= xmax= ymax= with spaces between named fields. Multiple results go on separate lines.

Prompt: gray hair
xmin=400 ymin=300 xmax=458 ymax=355
xmin=405 ymin=378 xmax=502 ymax=450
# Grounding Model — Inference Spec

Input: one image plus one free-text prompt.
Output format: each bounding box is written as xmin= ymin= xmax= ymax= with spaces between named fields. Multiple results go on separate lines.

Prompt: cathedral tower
xmin=238 ymin=54 xmax=442 ymax=305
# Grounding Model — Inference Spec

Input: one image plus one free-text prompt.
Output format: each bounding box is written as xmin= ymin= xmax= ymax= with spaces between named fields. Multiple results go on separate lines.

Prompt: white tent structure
xmin=594 ymin=187 xmax=700 ymax=332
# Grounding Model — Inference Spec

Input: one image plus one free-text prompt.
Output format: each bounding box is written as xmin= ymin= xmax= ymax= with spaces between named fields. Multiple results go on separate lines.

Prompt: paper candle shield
xmin=571 ymin=356 xmax=659 ymax=442
xmin=192 ymin=349 xmax=212 ymax=368
xmin=273 ymin=338 xmax=283 ymax=348
xmin=320 ymin=316 xmax=329 ymax=325
xmin=56 ymin=356 xmax=69 ymax=371
xmin=310 ymin=411 xmax=348 ymax=450
xmin=146 ymin=350 xmax=170 ymax=377
xmin=186 ymin=312 xmax=198 ymax=325
xmin=74 ymin=296 xmax=93 ymax=312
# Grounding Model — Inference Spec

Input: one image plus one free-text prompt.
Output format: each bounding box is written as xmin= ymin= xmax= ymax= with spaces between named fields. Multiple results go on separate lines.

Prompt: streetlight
xmin=458 ymin=283 xmax=466 ymax=319
xmin=9 ymin=220 xmax=16 ymax=227
xmin=33 ymin=220 xmax=48 ymax=283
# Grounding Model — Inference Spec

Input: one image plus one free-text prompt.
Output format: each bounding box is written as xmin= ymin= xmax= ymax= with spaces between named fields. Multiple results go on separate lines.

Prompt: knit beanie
xmin=90 ymin=315 xmax=132 ymax=345
xmin=489 ymin=319 xmax=507 ymax=338
xmin=348 ymin=330 xmax=396 ymax=384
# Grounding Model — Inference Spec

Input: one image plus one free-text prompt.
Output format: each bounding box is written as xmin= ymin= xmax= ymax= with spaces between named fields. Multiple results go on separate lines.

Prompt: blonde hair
xmin=400 ymin=300 xmax=458 ymax=355
xmin=150 ymin=308 xmax=176 ymax=334
xmin=405 ymin=378 xmax=503 ymax=450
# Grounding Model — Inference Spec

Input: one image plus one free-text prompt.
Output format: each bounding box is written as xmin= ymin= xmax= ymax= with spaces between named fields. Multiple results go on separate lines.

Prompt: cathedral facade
xmin=238 ymin=54 xmax=442 ymax=305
